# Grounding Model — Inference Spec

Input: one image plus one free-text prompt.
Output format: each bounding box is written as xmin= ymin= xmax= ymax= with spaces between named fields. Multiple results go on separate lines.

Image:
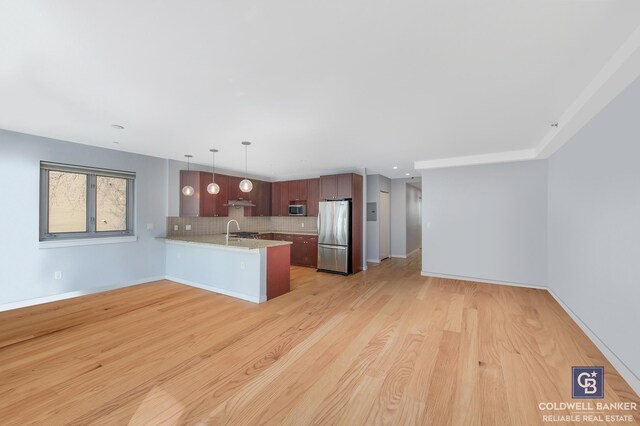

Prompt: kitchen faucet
xmin=226 ymin=220 xmax=240 ymax=245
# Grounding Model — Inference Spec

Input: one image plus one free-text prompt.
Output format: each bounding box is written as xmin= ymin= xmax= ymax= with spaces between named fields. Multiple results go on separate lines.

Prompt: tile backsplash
xmin=167 ymin=207 xmax=318 ymax=237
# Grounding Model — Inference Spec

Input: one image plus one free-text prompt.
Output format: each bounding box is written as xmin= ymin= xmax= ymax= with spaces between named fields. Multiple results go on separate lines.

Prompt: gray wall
xmin=548 ymin=76 xmax=640 ymax=387
xmin=405 ymin=184 xmax=422 ymax=254
xmin=0 ymin=130 xmax=168 ymax=305
xmin=390 ymin=179 xmax=408 ymax=257
xmin=366 ymin=174 xmax=391 ymax=262
xmin=421 ymin=160 xmax=547 ymax=286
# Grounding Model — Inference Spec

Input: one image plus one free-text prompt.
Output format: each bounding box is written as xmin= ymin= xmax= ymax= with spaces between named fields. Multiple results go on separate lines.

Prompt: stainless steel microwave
xmin=288 ymin=205 xmax=306 ymax=216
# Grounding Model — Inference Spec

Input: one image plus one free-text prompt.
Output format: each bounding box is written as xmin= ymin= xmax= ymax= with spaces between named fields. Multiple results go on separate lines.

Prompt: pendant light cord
xmin=244 ymin=144 xmax=248 ymax=178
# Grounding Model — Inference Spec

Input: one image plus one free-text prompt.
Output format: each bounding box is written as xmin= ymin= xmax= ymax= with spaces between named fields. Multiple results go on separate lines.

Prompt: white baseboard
xmin=407 ymin=248 xmax=421 ymax=257
xmin=165 ymin=276 xmax=264 ymax=304
xmin=420 ymin=271 xmax=546 ymax=290
xmin=391 ymin=253 xmax=407 ymax=259
xmin=0 ymin=276 xmax=165 ymax=312
xmin=548 ymin=289 xmax=640 ymax=396
xmin=366 ymin=258 xmax=381 ymax=264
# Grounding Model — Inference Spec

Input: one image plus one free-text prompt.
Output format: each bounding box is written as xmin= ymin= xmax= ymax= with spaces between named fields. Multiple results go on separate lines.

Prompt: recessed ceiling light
xmin=112 ymin=141 xmax=119 ymax=145
xmin=405 ymin=173 xmax=410 ymax=176
xmin=393 ymin=166 xmax=398 ymax=169
xmin=111 ymin=124 xmax=124 ymax=130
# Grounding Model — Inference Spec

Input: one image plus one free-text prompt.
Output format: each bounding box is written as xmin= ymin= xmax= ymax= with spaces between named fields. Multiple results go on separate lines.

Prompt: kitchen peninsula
xmin=164 ymin=235 xmax=292 ymax=303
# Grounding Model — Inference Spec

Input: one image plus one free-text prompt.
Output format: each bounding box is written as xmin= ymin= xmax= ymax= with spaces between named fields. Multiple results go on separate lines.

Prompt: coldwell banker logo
xmin=538 ymin=366 xmax=637 ymax=423
xmin=572 ymin=366 xmax=604 ymax=399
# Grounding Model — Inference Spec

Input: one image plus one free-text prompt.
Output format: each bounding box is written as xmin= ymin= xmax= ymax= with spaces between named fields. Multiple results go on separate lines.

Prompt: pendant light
xmin=207 ymin=149 xmax=220 ymax=194
xmin=239 ymin=141 xmax=253 ymax=193
xmin=181 ymin=154 xmax=195 ymax=196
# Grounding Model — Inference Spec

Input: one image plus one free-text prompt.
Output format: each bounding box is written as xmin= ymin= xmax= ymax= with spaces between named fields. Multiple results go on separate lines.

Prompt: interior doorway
xmin=379 ymin=191 xmax=390 ymax=260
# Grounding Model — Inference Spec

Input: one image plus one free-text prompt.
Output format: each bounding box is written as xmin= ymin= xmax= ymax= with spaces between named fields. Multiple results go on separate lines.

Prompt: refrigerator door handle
xmin=318 ymin=244 xmax=347 ymax=250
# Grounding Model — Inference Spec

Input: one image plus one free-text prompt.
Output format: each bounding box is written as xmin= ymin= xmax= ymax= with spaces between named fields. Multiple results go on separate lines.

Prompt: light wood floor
xmin=0 ymin=252 xmax=638 ymax=425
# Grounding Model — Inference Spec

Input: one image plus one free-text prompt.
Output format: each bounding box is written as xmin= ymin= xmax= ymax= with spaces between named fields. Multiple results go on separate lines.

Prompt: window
xmin=40 ymin=162 xmax=135 ymax=241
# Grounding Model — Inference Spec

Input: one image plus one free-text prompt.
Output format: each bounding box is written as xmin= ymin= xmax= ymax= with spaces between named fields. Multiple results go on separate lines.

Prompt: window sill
xmin=39 ymin=236 xmax=138 ymax=249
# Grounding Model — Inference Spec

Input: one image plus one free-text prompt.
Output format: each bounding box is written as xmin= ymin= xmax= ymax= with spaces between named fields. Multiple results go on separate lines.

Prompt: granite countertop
xmin=162 ymin=235 xmax=292 ymax=250
xmin=258 ymin=230 xmax=318 ymax=236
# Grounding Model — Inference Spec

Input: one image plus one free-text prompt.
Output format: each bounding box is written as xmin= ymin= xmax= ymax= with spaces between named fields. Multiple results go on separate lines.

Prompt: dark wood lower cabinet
xmin=268 ymin=233 xmax=317 ymax=268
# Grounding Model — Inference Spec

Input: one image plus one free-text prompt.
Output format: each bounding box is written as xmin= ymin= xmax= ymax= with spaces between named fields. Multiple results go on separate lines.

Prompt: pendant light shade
xmin=240 ymin=141 xmax=253 ymax=193
xmin=182 ymin=155 xmax=194 ymax=196
xmin=207 ymin=149 xmax=220 ymax=194
xmin=207 ymin=182 xmax=220 ymax=194
xmin=239 ymin=178 xmax=253 ymax=192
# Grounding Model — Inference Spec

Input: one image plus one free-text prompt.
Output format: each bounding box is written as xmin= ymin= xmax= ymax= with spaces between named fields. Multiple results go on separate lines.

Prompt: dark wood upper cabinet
xmin=259 ymin=181 xmax=271 ymax=216
xmin=320 ymin=174 xmax=338 ymax=200
xmin=279 ymin=181 xmax=289 ymax=216
xmin=307 ymin=178 xmax=320 ymax=216
xmin=227 ymin=176 xmax=244 ymax=201
xmin=337 ymin=173 xmax=353 ymax=199
xmin=200 ymin=172 xmax=215 ymax=217
xmin=244 ymin=180 xmax=272 ymax=217
xmin=320 ymin=174 xmax=353 ymax=200
xmin=270 ymin=181 xmax=289 ymax=216
xmin=212 ymin=174 xmax=229 ymax=217
xmin=179 ymin=171 xmax=228 ymax=217
xmin=180 ymin=171 xmax=201 ymax=217
xmin=271 ymin=182 xmax=282 ymax=216
xmin=288 ymin=179 xmax=308 ymax=202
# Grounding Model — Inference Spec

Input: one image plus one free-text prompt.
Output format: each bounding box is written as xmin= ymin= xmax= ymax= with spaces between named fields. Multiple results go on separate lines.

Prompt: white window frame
xmin=39 ymin=161 xmax=136 ymax=241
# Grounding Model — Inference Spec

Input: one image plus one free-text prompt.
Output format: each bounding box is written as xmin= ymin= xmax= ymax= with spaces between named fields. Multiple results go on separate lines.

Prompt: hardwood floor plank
xmin=0 ymin=251 xmax=637 ymax=425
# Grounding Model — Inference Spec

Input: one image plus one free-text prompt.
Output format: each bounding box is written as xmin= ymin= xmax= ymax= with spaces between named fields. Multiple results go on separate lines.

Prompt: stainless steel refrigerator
xmin=317 ymin=200 xmax=351 ymax=274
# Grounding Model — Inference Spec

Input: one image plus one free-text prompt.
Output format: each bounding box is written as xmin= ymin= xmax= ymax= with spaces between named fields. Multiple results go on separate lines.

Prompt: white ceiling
xmin=1 ymin=1 xmax=640 ymax=179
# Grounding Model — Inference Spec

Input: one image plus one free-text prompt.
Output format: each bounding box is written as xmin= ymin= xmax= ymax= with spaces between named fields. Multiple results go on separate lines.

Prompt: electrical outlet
xmin=301 ymin=222 xmax=305 ymax=228
xmin=173 ymin=225 xmax=179 ymax=231
xmin=147 ymin=223 xmax=154 ymax=230
xmin=240 ymin=262 xmax=246 ymax=270
xmin=185 ymin=224 xmax=192 ymax=231
xmin=54 ymin=271 xmax=63 ymax=280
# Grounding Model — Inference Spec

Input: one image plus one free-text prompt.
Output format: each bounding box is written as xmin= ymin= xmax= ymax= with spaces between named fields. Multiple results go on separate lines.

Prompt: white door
xmin=379 ymin=191 xmax=390 ymax=260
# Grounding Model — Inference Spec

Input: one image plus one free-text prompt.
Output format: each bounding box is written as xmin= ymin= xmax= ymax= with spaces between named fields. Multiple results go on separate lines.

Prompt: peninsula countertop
xmin=161 ymin=235 xmax=293 ymax=250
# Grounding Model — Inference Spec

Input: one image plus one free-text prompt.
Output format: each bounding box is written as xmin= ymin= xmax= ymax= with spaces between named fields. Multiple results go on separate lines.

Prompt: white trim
xmin=0 ymin=276 xmax=164 ymax=312
xmin=406 ymin=248 xmax=421 ymax=257
xmin=391 ymin=253 xmax=407 ymax=259
xmin=165 ymin=276 xmax=264 ymax=304
xmin=413 ymin=26 xmax=640 ymax=170
xmin=548 ymin=289 xmax=640 ymax=396
xmin=366 ymin=258 xmax=381 ymax=264
xmin=536 ymin=25 xmax=640 ymax=158
xmin=414 ymin=149 xmax=536 ymax=170
xmin=420 ymin=271 xmax=546 ymax=290
xmin=39 ymin=235 xmax=137 ymax=249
